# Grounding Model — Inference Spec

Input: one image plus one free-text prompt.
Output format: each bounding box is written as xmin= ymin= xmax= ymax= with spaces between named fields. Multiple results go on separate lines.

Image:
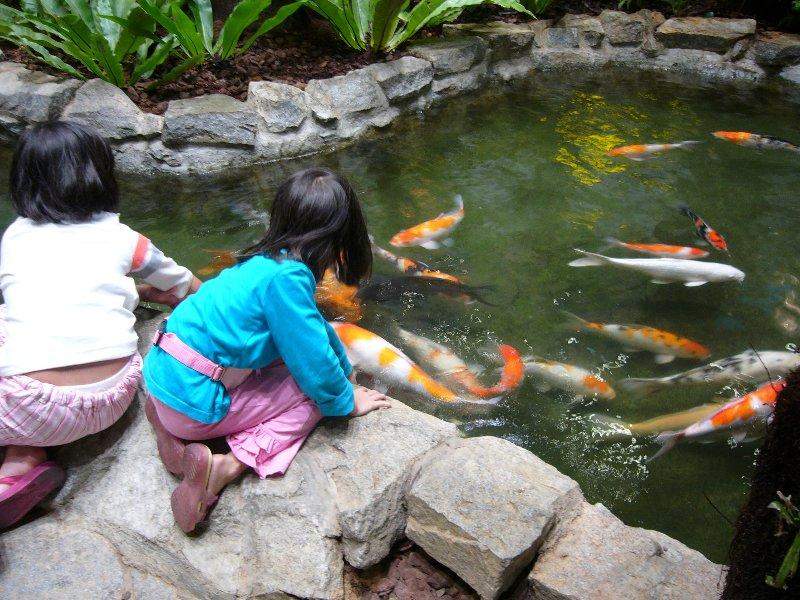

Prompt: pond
xmin=2 ymin=70 xmax=799 ymax=564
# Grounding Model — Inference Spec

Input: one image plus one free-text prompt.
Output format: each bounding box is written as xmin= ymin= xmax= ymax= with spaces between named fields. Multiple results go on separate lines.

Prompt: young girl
xmin=143 ymin=168 xmax=390 ymax=533
xmin=0 ymin=121 xmax=199 ymax=527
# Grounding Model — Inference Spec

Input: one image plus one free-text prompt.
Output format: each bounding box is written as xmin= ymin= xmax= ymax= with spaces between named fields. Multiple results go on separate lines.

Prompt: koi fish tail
xmin=617 ymin=378 xmax=665 ymax=398
xmin=587 ymin=414 xmax=633 ymax=442
xmin=464 ymin=344 xmax=524 ymax=398
xmin=560 ymin=310 xmax=590 ymax=331
xmin=678 ymin=204 xmax=697 ymax=220
xmin=453 ymin=194 xmax=464 ymax=213
xmin=649 ymin=431 xmax=685 ymax=461
xmin=676 ymin=140 xmax=702 ymax=149
xmin=568 ymin=249 xmax=609 ymax=267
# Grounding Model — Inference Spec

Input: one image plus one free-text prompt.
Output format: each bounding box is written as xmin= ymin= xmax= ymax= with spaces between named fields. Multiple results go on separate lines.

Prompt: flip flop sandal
xmin=170 ymin=444 xmax=218 ymax=533
xmin=145 ymin=396 xmax=186 ymax=476
xmin=0 ymin=461 xmax=65 ymax=528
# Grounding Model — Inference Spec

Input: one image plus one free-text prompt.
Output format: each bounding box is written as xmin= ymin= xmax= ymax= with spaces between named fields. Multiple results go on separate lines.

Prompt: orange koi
xmin=607 ymin=141 xmax=700 ymax=161
xmin=713 ymin=131 xmax=800 ymax=153
xmin=331 ymin=322 xmax=461 ymax=403
xmin=652 ymin=380 xmax=786 ymax=459
xmin=679 ymin=205 xmax=727 ymax=252
xmin=604 ymin=237 xmax=708 ymax=260
xmin=522 ymin=356 xmax=616 ymax=399
xmin=371 ymin=237 xmax=464 ymax=284
xmin=390 ymin=195 xmax=464 ymax=249
xmin=315 ymin=269 xmax=362 ymax=323
xmin=197 ymin=249 xmax=238 ymax=277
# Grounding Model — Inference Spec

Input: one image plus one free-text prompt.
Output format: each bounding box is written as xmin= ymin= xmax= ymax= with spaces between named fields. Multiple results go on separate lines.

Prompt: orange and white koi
xmin=395 ymin=328 xmax=523 ymax=399
xmin=563 ymin=312 xmax=710 ymax=364
xmin=651 ymin=380 xmax=787 ymax=459
xmin=607 ymin=140 xmax=700 ymax=161
xmin=713 ymin=131 xmax=800 ymax=153
xmin=330 ymin=322 xmax=460 ymax=403
xmin=604 ymin=237 xmax=708 ymax=260
xmin=679 ymin=205 xmax=728 ymax=252
xmin=315 ymin=269 xmax=362 ymax=323
xmin=371 ymin=237 xmax=464 ymax=284
xmin=390 ymin=195 xmax=464 ymax=249
xmin=197 ymin=249 xmax=238 ymax=277
xmin=522 ymin=356 xmax=616 ymax=399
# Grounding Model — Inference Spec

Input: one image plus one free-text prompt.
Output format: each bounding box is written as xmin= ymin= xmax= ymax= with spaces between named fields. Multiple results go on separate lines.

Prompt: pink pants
xmin=150 ymin=362 xmax=322 ymax=478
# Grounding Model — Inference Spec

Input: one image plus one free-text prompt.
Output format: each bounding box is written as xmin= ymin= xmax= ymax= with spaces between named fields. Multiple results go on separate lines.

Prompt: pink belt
xmin=153 ymin=321 xmax=252 ymax=391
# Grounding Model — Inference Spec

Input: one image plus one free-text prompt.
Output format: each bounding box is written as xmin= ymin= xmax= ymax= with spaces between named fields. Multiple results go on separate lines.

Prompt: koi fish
xmin=197 ymin=249 xmax=238 ymax=277
xmin=371 ymin=237 xmax=464 ymax=284
xmin=607 ymin=140 xmax=700 ymax=161
xmin=395 ymin=327 xmax=523 ymax=399
xmin=522 ymin=356 xmax=615 ymax=399
xmin=591 ymin=403 xmax=725 ymax=441
xmin=568 ymin=249 xmax=743 ymax=286
xmin=619 ymin=350 xmax=800 ymax=397
xmin=331 ymin=322 xmax=461 ymax=403
xmin=679 ymin=205 xmax=728 ymax=252
xmin=357 ymin=275 xmax=496 ymax=306
xmin=563 ymin=312 xmax=710 ymax=364
xmin=604 ymin=238 xmax=708 ymax=260
xmin=390 ymin=195 xmax=464 ymax=250
xmin=315 ymin=270 xmax=363 ymax=323
xmin=713 ymin=131 xmax=800 ymax=153
xmin=651 ymin=380 xmax=787 ymax=459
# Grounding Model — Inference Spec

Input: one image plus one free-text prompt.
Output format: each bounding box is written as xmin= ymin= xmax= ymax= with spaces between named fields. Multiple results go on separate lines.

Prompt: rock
xmin=162 ymin=94 xmax=259 ymax=147
xmin=406 ymin=437 xmax=583 ymax=600
xmin=656 ymin=17 xmax=756 ymax=53
xmin=490 ymin=57 xmax=534 ymax=82
xmin=557 ymin=14 xmax=605 ymax=49
xmin=442 ymin=22 xmax=537 ymax=61
xmin=0 ymin=67 xmax=81 ymax=123
xmin=305 ymin=71 xmax=389 ymax=122
xmin=0 ymin=113 xmax=24 ymax=142
xmin=430 ymin=61 xmax=488 ymax=98
xmin=304 ymin=402 xmax=458 ymax=568
xmin=363 ymin=57 xmax=434 ymax=101
xmin=247 ymin=80 xmax=310 ymax=133
xmin=61 ymin=79 xmax=162 ymax=140
xmin=600 ymin=10 xmax=647 ymax=46
xmin=517 ymin=502 xmax=725 ymax=600
xmin=752 ymin=31 xmax=800 ymax=68
xmin=407 ymin=37 xmax=487 ymax=77
xmin=542 ymin=27 xmax=579 ymax=49
xmin=780 ymin=63 xmax=800 ymax=85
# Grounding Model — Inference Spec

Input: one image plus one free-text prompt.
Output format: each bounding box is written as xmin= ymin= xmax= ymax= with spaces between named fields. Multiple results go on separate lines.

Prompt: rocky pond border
xmin=2 ymin=11 xmax=800 ymax=176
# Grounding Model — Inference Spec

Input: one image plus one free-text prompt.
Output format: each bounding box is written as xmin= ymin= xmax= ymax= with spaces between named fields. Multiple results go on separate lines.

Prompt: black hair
xmin=241 ymin=168 xmax=371 ymax=286
xmin=9 ymin=121 xmax=119 ymax=224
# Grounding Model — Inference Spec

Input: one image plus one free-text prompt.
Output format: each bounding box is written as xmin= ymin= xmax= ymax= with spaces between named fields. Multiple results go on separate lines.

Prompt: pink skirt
xmin=150 ymin=362 xmax=322 ymax=478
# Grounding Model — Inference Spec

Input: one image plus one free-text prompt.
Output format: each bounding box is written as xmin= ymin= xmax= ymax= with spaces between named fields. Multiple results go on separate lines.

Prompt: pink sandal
xmin=171 ymin=444 xmax=218 ymax=533
xmin=145 ymin=396 xmax=185 ymax=476
xmin=0 ymin=461 xmax=65 ymax=528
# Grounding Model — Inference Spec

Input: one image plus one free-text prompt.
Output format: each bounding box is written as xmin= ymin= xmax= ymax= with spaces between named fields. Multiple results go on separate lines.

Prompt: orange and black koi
xmin=679 ymin=205 xmax=728 ymax=252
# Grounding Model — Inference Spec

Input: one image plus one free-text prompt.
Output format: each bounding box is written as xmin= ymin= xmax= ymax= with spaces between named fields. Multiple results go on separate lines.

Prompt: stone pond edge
xmin=2 ymin=12 xmax=800 ymax=176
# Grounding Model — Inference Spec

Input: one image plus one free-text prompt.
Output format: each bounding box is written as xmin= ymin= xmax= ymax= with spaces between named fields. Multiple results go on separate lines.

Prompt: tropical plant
xmin=766 ymin=491 xmax=800 ymax=590
xmin=306 ymin=0 xmax=532 ymax=53
xmin=0 ymin=0 xmax=174 ymax=87
xmin=135 ymin=0 xmax=306 ymax=85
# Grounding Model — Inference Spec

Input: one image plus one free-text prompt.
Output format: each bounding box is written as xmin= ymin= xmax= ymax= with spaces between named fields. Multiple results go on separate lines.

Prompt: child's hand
xmin=350 ymin=386 xmax=391 ymax=417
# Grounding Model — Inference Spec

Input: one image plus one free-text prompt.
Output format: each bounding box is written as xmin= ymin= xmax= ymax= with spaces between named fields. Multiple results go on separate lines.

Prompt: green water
xmin=3 ymin=71 xmax=800 ymax=562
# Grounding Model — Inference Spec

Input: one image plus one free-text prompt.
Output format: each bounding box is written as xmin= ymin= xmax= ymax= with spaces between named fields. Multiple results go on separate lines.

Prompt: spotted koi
xmin=679 ymin=205 xmax=728 ymax=252
xmin=370 ymin=237 xmax=464 ymax=284
xmin=390 ymin=195 xmax=464 ymax=249
xmin=607 ymin=140 xmax=700 ymax=161
xmin=604 ymin=237 xmax=708 ymax=260
xmin=522 ymin=356 xmax=616 ymax=399
xmin=713 ymin=131 xmax=800 ymax=153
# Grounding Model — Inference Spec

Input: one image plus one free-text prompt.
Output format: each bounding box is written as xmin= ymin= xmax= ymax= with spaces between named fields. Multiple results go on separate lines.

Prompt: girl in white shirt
xmin=0 ymin=121 xmax=200 ymax=528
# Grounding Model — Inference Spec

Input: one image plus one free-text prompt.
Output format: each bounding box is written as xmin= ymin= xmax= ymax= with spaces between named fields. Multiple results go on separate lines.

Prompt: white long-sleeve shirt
xmin=0 ymin=212 xmax=193 ymax=376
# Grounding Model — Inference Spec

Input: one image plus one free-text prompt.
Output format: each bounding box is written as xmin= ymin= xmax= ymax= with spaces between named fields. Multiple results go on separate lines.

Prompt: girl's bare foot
xmin=0 ymin=446 xmax=47 ymax=494
xmin=207 ymin=452 xmax=246 ymax=497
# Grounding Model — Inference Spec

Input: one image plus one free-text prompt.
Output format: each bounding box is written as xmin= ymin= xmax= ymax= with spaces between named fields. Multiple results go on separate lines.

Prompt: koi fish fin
xmin=568 ymin=249 xmax=608 ymax=267
xmin=654 ymin=354 xmax=676 ymax=364
xmin=587 ymin=414 xmax=633 ymax=442
xmin=601 ymin=237 xmax=623 ymax=251
xmin=419 ymin=240 xmax=441 ymax=250
xmin=627 ymin=155 xmax=647 ymax=162
xmin=649 ymin=431 xmax=684 ymax=461
xmin=731 ymin=429 xmax=748 ymax=444
xmin=678 ymin=204 xmax=696 ymax=220
xmin=441 ymin=238 xmax=454 ymax=247
xmin=617 ymin=378 xmax=664 ymax=398
xmin=684 ymin=281 xmax=707 ymax=287
xmin=651 ymin=279 xmax=672 ymax=285
xmin=677 ymin=140 xmax=702 ymax=149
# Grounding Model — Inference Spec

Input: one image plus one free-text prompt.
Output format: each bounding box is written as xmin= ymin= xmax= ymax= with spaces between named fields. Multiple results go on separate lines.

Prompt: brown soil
xmin=722 ymin=369 xmax=800 ymax=599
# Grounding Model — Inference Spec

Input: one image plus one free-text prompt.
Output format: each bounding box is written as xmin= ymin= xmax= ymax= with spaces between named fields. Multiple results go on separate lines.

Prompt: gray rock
xmin=0 ymin=61 xmax=26 ymax=73
xmin=407 ymin=36 xmax=487 ymax=76
xmin=0 ymin=67 xmax=81 ymax=123
xmin=304 ymin=401 xmax=458 ymax=568
xmin=406 ymin=437 xmax=583 ymax=600
xmin=600 ymin=10 xmax=647 ymax=46
xmin=543 ymin=27 xmax=579 ymax=49
xmin=255 ymin=119 xmax=333 ymax=161
xmin=305 ymin=71 xmax=389 ymax=122
xmin=363 ymin=57 xmax=434 ymax=101
xmin=780 ymin=63 xmax=800 ymax=85
xmin=337 ymin=106 xmax=400 ymax=140
xmin=656 ymin=17 xmax=756 ymax=53
xmin=491 ymin=57 xmax=534 ymax=81
xmin=430 ymin=61 xmax=488 ymax=97
xmin=558 ymin=14 xmax=605 ymax=49
xmin=443 ymin=21 xmax=538 ymax=61
xmin=162 ymin=94 xmax=258 ymax=147
xmin=518 ymin=502 xmax=725 ymax=600
xmin=247 ymin=80 xmax=310 ymax=133
xmin=61 ymin=79 xmax=162 ymax=140
xmin=129 ymin=569 xmax=184 ymax=600
xmin=752 ymin=31 xmax=800 ymax=68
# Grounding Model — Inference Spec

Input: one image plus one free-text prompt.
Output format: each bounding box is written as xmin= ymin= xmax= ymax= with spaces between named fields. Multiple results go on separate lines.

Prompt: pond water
xmin=2 ymin=70 xmax=800 ymax=563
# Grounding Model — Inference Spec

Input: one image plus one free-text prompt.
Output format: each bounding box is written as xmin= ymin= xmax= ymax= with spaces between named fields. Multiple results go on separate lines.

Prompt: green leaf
xmin=189 ymin=0 xmax=214 ymax=54
xmin=92 ymin=30 xmax=126 ymax=85
xmin=170 ymin=2 xmax=205 ymax=57
xmin=2 ymin=34 xmax=85 ymax=79
xmin=61 ymin=0 xmax=96 ymax=31
xmin=215 ymin=0 xmax=271 ymax=59
xmin=767 ymin=531 xmax=800 ymax=590
xmin=131 ymin=35 xmax=176 ymax=82
xmin=237 ymin=0 xmax=305 ymax=54
xmin=306 ymin=0 xmax=363 ymax=49
xmin=148 ymin=54 xmax=202 ymax=88
xmin=370 ymin=0 xmax=407 ymax=52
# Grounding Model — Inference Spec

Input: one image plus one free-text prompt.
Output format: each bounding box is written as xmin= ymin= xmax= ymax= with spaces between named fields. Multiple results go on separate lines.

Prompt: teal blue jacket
xmin=143 ymin=254 xmax=354 ymax=423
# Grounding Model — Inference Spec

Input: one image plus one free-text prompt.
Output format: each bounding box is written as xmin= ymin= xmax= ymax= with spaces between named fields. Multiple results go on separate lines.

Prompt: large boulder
xmin=305 ymin=71 xmax=389 ymax=122
xmin=656 ymin=17 xmax=756 ymax=53
xmin=162 ymin=94 xmax=259 ymax=147
xmin=0 ymin=67 xmax=81 ymax=123
xmin=406 ymin=437 xmax=583 ymax=600
xmin=61 ymin=79 xmax=162 ymax=140
xmin=557 ymin=14 xmax=605 ymax=49
xmin=362 ymin=57 xmax=434 ymax=101
xmin=599 ymin=10 xmax=648 ymax=46
xmin=247 ymin=80 xmax=311 ymax=133
xmin=407 ymin=37 xmax=488 ymax=77
xmin=516 ymin=502 xmax=725 ymax=599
